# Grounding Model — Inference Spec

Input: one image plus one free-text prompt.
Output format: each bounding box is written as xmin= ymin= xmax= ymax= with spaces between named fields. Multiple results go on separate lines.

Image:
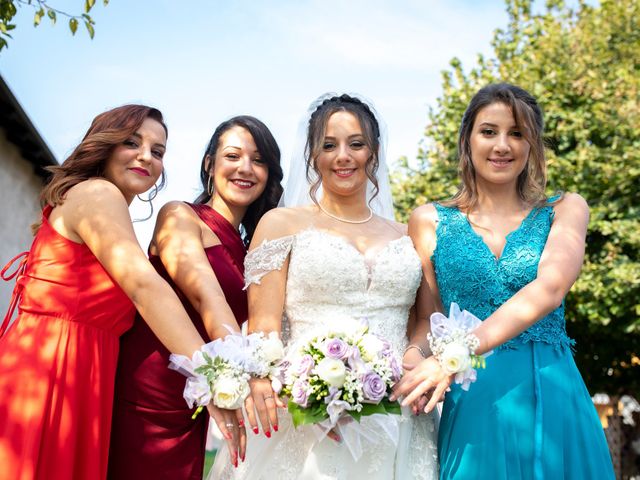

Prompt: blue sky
xmin=1 ymin=0 xmax=510 ymax=244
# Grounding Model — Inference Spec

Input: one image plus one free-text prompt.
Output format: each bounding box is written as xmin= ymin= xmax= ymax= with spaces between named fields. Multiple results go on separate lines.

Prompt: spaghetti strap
xmin=0 ymin=251 xmax=29 ymax=338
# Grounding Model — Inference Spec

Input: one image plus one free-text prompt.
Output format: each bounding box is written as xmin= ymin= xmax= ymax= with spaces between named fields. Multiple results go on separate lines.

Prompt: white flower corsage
xmin=169 ymin=328 xmax=285 ymax=417
xmin=428 ymin=302 xmax=492 ymax=391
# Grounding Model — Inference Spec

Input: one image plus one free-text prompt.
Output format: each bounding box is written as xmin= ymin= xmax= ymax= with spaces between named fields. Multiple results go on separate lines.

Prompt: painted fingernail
xmin=265 ymin=430 xmax=271 ymax=438
xmin=241 ymin=454 xmax=245 ymax=462
xmin=225 ymin=431 xmax=232 ymax=440
xmin=253 ymin=427 xmax=259 ymax=435
xmin=273 ymin=425 xmax=279 ymax=432
xmin=238 ymin=419 xmax=245 ymax=427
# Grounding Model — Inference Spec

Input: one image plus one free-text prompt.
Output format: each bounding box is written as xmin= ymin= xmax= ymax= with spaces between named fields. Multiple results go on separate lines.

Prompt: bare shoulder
xmin=156 ymin=200 xmax=199 ymax=223
xmin=376 ymin=216 xmax=408 ymax=236
xmin=253 ymin=206 xmax=314 ymax=241
xmin=552 ymin=192 xmax=589 ymax=220
xmin=65 ymin=178 xmax=124 ymax=204
xmin=409 ymin=203 xmax=438 ymax=230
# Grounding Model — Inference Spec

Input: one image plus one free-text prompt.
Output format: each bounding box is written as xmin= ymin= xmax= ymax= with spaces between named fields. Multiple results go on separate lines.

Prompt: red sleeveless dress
xmin=0 ymin=206 xmax=136 ymax=480
xmin=108 ymin=203 xmax=247 ymax=480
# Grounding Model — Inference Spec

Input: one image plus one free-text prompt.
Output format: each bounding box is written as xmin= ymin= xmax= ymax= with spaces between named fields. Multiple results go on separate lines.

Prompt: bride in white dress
xmin=210 ymin=93 xmax=438 ymax=479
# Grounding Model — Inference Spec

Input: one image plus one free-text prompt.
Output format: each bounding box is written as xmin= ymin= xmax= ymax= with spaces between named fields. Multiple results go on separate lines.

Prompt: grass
xmin=204 ymin=450 xmax=217 ymax=477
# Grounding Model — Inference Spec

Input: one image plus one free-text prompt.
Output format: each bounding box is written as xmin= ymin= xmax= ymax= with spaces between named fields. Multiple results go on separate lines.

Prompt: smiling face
xmin=469 ymin=102 xmax=530 ymax=190
xmin=103 ymin=117 xmax=167 ymax=203
xmin=315 ymin=111 xmax=371 ymax=199
xmin=208 ymin=125 xmax=269 ymax=214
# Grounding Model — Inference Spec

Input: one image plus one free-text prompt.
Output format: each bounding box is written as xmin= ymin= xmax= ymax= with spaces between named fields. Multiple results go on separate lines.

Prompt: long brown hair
xmin=41 ymin=104 xmax=167 ymax=208
xmin=445 ymin=83 xmax=549 ymax=211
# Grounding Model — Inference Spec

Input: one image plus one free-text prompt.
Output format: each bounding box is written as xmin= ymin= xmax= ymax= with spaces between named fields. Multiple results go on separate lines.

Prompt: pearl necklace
xmin=318 ymin=203 xmax=373 ymax=224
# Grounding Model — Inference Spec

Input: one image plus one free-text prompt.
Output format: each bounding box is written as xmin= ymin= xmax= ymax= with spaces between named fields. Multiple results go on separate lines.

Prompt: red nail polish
xmin=241 ymin=454 xmax=245 ymax=462
xmin=238 ymin=419 xmax=245 ymax=427
xmin=265 ymin=430 xmax=271 ymax=438
xmin=253 ymin=427 xmax=259 ymax=435
xmin=273 ymin=425 xmax=279 ymax=432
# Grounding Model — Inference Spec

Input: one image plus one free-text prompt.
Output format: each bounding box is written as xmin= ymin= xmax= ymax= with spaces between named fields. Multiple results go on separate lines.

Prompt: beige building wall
xmin=0 ymin=128 xmax=44 ymax=312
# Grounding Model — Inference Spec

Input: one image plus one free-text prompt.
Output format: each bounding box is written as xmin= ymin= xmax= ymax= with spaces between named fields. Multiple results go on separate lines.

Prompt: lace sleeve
xmin=244 ymin=236 xmax=294 ymax=289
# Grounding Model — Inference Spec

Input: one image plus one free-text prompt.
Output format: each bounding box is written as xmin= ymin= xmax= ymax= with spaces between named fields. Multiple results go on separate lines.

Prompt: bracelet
xmin=404 ymin=344 xmax=427 ymax=358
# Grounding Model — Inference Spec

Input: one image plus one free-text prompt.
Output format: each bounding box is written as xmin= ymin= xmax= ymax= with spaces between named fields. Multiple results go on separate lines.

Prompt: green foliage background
xmin=392 ymin=0 xmax=640 ymax=395
xmin=0 ymin=0 xmax=105 ymax=51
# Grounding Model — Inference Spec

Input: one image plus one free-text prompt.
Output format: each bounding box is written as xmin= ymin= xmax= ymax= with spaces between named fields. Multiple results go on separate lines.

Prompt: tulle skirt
xmin=438 ymin=339 xmax=615 ymax=480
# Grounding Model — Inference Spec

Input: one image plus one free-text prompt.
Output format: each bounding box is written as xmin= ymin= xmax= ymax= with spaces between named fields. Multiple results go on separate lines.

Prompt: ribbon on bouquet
xmin=311 ymin=412 xmax=400 ymax=461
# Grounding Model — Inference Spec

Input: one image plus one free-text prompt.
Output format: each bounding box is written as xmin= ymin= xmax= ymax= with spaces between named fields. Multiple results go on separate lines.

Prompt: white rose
xmin=314 ymin=358 xmax=347 ymax=388
xmin=440 ymin=343 xmax=471 ymax=374
xmin=183 ymin=374 xmax=212 ymax=408
xmin=359 ymin=334 xmax=384 ymax=361
xmin=261 ymin=333 xmax=285 ymax=363
xmin=212 ymin=375 xmax=250 ymax=409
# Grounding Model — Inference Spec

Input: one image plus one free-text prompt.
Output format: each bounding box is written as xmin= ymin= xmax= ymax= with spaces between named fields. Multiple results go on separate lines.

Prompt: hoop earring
xmin=134 ymin=183 xmax=158 ymax=222
xmin=207 ymin=175 xmax=214 ymax=195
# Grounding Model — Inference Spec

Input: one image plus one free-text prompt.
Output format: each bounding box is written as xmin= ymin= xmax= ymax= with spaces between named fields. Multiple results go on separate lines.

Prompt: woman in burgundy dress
xmin=108 ymin=116 xmax=283 ymax=479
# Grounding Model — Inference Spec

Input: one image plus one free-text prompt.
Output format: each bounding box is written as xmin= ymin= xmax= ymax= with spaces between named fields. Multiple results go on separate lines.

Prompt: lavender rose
xmin=324 ymin=338 xmax=349 ymax=359
xmin=293 ymin=354 xmax=315 ymax=377
xmin=361 ymin=372 xmax=386 ymax=403
xmin=389 ymin=356 xmax=402 ymax=382
xmin=292 ymin=379 xmax=310 ymax=407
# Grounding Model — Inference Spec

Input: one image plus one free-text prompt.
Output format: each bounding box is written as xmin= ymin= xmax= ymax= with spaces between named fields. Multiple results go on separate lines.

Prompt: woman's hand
xmin=244 ymin=377 xmax=285 ymax=438
xmin=402 ymin=347 xmax=429 ymax=415
xmin=391 ymin=356 xmax=452 ymax=413
xmin=207 ymin=404 xmax=246 ymax=467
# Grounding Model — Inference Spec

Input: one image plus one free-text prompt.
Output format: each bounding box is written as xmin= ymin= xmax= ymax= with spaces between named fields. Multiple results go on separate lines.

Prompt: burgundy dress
xmin=107 ymin=203 xmax=247 ymax=480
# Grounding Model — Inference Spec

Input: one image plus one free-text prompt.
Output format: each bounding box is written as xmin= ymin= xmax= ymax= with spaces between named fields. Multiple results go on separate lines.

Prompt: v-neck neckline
xmin=459 ymin=207 xmax=537 ymax=262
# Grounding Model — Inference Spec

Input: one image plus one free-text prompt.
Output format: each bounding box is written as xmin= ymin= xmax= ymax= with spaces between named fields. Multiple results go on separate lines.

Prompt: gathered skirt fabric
xmin=438 ymin=340 xmax=614 ymax=480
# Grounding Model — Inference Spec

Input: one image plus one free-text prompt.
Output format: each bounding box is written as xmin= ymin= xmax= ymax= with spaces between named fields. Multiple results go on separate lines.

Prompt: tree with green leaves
xmin=392 ymin=0 xmax=639 ymax=396
xmin=0 ymin=0 xmax=108 ymax=51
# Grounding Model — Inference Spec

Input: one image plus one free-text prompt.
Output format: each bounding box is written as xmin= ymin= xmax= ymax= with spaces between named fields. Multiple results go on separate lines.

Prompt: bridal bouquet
xmin=277 ymin=319 xmax=402 ymax=428
xmin=169 ymin=330 xmax=284 ymax=417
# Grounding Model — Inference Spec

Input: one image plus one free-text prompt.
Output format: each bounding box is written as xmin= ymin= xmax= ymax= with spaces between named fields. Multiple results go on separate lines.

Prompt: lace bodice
xmin=431 ymin=200 xmax=574 ymax=351
xmin=245 ymin=228 xmax=423 ymax=357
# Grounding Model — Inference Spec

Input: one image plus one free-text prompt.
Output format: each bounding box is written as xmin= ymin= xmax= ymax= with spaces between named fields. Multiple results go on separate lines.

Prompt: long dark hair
xmin=306 ymin=94 xmax=381 ymax=204
xmin=195 ymin=115 xmax=283 ymax=244
xmin=446 ymin=83 xmax=548 ymax=210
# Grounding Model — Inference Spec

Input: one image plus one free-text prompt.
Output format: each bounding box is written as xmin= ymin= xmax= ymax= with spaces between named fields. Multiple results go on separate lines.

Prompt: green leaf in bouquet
xmin=349 ymin=399 xmax=401 ymax=422
xmin=288 ymin=400 xmax=328 ymax=428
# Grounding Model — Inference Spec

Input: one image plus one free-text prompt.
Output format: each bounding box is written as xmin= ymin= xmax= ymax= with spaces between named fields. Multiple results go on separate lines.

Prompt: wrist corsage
xmin=169 ymin=329 xmax=285 ymax=418
xmin=427 ymin=302 xmax=491 ymax=391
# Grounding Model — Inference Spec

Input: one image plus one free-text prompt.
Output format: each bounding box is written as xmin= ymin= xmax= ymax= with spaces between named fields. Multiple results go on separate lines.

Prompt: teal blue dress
xmin=432 ymin=201 xmax=614 ymax=480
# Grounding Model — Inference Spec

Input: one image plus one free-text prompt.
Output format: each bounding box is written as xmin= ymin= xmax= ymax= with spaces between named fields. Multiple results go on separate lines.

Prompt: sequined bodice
xmin=431 ymin=201 xmax=574 ymax=351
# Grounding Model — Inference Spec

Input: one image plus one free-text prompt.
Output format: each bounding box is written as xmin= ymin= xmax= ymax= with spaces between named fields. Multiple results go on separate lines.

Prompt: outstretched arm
xmin=152 ymin=201 xmax=241 ymax=339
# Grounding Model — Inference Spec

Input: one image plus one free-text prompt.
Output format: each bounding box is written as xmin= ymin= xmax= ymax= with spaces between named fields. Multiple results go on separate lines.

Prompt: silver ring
xmin=225 ymin=423 xmax=235 ymax=428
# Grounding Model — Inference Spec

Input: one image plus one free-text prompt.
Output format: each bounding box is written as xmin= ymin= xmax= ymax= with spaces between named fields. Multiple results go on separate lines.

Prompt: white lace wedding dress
xmin=210 ymin=228 xmax=438 ymax=479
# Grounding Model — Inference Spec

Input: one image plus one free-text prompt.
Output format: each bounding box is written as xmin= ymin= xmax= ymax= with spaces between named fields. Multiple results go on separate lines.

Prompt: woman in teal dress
xmin=393 ymin=83 xmax=614 ymax=479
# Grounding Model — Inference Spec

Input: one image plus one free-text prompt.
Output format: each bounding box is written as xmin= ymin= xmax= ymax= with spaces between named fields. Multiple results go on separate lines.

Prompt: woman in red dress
xmin=108 ymin=116 xmax=283 ymax=479
xmin=0 ymin=105 xmax=235 ymax=480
